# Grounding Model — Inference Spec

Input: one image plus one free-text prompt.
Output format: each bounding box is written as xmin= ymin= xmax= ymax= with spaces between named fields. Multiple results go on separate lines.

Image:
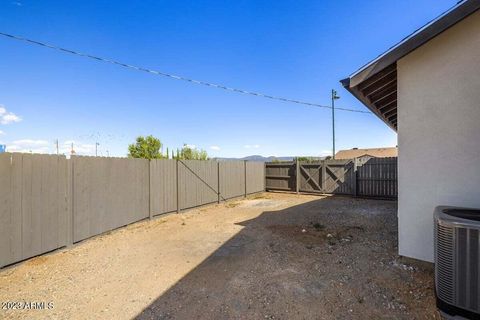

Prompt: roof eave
xmin=341 ymin=77 xmax=398 ymax=132
xmin=340 ymin=0 xmax=480 ymax=133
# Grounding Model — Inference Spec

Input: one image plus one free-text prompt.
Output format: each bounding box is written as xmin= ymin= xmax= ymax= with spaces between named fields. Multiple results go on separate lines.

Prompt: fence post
xmin=67 ymin=156 xmax=74 ymax=245
xmin=264 ymin=162 xmax=267 ymax=192
xmin=321 ymin=160 xmax=326 ymax=193
xmin=244 ymin=160 xmax=247 ymax=198
xmin=176 ymin=159 xmax=180 ymax=213
xmin=148 ymin=160 xmax=153 ymax=219
xmin=295 ymin=158 xmax=300 ymax=194
xmin=217 ymin=161 xmax=221 ymax=204
xmin=147 ymin=160 xmax=152 ymax=220
xmin=352 ymin=158 xmax=358 ymax=197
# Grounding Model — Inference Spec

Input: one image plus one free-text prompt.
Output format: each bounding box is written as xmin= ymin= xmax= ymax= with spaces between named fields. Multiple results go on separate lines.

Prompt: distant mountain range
xmin=214 ymin=155 xmax=326 ymax=162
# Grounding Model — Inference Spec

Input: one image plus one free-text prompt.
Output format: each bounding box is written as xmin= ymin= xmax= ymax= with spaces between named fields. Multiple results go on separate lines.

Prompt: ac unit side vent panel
xmin=435 ymin=206 xmax=480 ymax=318
xmin=436 ymin=222 xmax=455 ymax=304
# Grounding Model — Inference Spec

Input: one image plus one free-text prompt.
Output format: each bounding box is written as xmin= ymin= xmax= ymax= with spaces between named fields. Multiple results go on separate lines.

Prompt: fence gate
xmin=266 ymin=157 xmax=397 ymax=199
xmin=297 ymin=160 xmax=355 ymax=194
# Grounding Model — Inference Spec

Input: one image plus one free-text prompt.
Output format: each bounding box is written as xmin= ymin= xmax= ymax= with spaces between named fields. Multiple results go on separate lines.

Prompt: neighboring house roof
xmin=335 ymin=147 xmax=398 ymax=160
xmin=340 ymin=0 xmax=480 ymax=131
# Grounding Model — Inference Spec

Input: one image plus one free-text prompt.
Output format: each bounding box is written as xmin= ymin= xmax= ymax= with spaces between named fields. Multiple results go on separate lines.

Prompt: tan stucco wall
xmin=397 ymin=10 xmax=480 ymax=262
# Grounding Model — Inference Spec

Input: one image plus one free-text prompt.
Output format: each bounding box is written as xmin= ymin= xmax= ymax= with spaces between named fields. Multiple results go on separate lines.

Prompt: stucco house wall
xmin=397 ymin=10 xmax=480 ymax=262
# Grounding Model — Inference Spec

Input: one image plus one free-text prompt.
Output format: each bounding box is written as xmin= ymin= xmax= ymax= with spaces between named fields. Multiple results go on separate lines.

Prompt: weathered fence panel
xmin=178 ymin=160 xmax=219 ymax=210
xmin=357 ymin=157 xmax=397 ymax=198
xmin=219 ymin=161 xmax=246 ymax=200
xmin=150 ymin=159 xmax=177 ymax=216
xmin=150 ymin=160 xmax=265 ymax=214
xmin=246 ymin=161 xmax=265 ymax=194
xmin=265 ymin=162 xmax=295 ymax=192
xmin=323 ymin=160 xmax=355 ymax=194
xmin=0 ymin=153 xmax=69 ymax=268
xmin=1 ymin=155 xmax=265 ymax=267
xmin=266 ymin=157 xmax=397 ymax=199
xmin=298 ymin=162 xmax=323 ymax=193
xmin=72 ymin=156 xmax=149 ymax=242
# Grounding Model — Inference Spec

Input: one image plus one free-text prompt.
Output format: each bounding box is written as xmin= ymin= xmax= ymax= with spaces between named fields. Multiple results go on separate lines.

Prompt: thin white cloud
xmin=0 ymin=130 xmax=4 ymax=136
xmin=5 ymin=139 xmax=96 ymax=156
xmin=244 ymin=144 xmax=260 ymax=149
xmin=210 ymin=145 xmax=220 ymax=151
xmin=7 ymin=145 xmax=50 ymax=154
xmin=0 ymin=105 xmax=22 ymax=125
xmin=6 ymin=139 xmax=50 ymax=154
xmin=185 ymin=144 xmax=196 ymax=149
xmin=13 ymin=139 xmax=49 ymax=146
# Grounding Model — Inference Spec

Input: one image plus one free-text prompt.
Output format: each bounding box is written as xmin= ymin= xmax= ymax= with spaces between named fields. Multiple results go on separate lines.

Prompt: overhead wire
xmin=0 ymin=31 xmax=370 ymax=114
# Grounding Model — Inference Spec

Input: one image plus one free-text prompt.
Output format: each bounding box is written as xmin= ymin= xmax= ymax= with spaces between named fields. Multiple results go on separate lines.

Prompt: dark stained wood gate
xmin=265 ymin=157 xmax=397 ymax=199
xmin=298 ymin=160 xmax=355 ymax=194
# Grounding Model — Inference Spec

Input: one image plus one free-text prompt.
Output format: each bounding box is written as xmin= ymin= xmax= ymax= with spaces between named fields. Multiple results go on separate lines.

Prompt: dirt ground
xmin=0 ymin=192 xmax=439 ymax=319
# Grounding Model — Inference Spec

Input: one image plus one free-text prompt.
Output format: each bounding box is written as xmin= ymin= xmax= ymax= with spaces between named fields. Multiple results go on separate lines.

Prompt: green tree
xmin=128 ymin=135 xmax=164 ymax=160
xmin=295 ymin=156 xmax=316 ymax=163
xmin=178 ymin=144 xmax=209 ymax=160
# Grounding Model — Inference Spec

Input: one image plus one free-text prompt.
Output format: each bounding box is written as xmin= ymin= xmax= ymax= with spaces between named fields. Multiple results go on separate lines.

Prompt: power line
xmin=0 ymin=31 xmax=371 ymax=114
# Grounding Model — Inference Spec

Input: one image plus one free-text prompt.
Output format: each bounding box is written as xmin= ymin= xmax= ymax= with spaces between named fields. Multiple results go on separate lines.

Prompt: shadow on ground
xmin=135 ymin=195 xmax=438 ymax=320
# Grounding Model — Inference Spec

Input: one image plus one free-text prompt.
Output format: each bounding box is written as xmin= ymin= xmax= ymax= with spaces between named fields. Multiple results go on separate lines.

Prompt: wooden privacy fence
xmin=0 ymin=153 xmax=265 ymax=267
xmin=149 ymin=159 xmax=264 ymax=216
xmin=265 ymin=157 xmax=397 ymax=199
xmin=72 ymin=157 xmax=150 ymax=242
xmin=0 ymin=153 xmax=69 ymax=268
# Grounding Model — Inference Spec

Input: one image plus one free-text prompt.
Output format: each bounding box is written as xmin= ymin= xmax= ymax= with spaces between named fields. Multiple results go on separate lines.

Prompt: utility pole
xmin=95 ymin=142 xmax=100 ymax=157
xmin=331 ymin=89 xmax=340 ymax=159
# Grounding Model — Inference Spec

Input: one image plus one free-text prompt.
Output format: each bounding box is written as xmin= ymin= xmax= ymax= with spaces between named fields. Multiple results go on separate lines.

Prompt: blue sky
xmin=0 ymin=0 xmax=455 ymax=157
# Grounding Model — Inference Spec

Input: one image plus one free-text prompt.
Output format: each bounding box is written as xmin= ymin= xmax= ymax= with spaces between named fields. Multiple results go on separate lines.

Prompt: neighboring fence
xmin=265 ymin=157 xmax=397 ymax=199
xmin=149 ymin=159 xmax=177 ymax=216
xmin=178 ymin=160 xmax=219 ymax=210
xmin=219 ymin=161 xmax=245 ymax=201
xmin=0 ymin=154 xmax=265 ymax=267
xmin=356 ymin=157 xmax=398 ymax=198
xmin=72 ymin=156 xmax=150 ymax=242
xmin=0 ymin=153 xmax=70 ymax=268
xmin=149 ymin=160 xmax=264 ymax=216
xmin=246 ymin=161 xmax=265 ymax=194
